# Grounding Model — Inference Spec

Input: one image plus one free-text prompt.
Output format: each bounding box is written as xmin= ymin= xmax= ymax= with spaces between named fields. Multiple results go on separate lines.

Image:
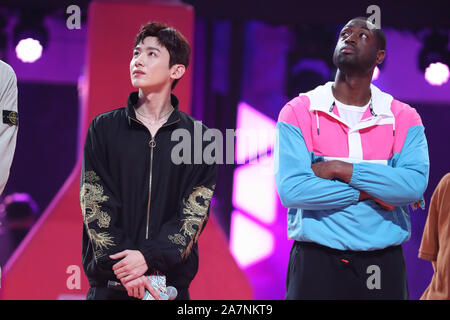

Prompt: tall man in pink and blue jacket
xmin=275 ymin=18 xmax=429 ymax=299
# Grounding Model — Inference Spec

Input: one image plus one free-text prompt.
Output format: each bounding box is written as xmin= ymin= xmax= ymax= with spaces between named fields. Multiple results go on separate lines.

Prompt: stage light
xmin=230 ymin=102 xmax=278 ymax=268
xmin=15 ymin=38 xmax=43 ymax=63
xmin=418 ymin=29 xmax=450 ymax=85
xmin=13 ymin=10 xmax=48 ymax=63
xmin=235 ymin=102 xmax=276 ymax=164
xmin=424 ymin=62 xmax=450 ymax=86
xmin=229 ymin=211 xmax=274 ymax=268
xmin=233 ymin=159 xmax=276 ymax=224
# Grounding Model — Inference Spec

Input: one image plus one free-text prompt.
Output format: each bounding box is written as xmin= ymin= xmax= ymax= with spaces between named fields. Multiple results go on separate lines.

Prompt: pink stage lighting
xmin=235 ymin=102 xmax=276 ymax=164
xmin=229 ymin=211 xmax=275 ymax=268
xmin=230 ymin=101 xmax=278 ymax=268
xmin=424 ymin=62 xmax=450 ymax=86
xmin=15 ymin=38 xmax=43 ymax=63
xmin=233 ymin=159 xmax=276 ymax=224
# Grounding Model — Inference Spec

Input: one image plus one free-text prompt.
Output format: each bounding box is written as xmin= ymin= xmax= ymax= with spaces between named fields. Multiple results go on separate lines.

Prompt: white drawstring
xmin=314 ymin=100 xmax=394 ymax=137
xmin=316 ymin=110 xmax=320 ymax=135
xmin=393 ymin=117 xmax=396 ymax=136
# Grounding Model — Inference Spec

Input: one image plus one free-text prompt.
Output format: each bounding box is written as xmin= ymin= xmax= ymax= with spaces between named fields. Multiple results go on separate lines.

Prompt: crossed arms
xmin=274 ymin=120 xmax=429 ymax=212
xmin=310 ymin=160 xmax=396 ymax=211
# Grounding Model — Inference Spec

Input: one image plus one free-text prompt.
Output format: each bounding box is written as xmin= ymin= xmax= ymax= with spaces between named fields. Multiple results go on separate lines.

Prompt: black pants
xmin=286 ymin=241 xmax=409 ymax=300
xmin=86 ymin=286 xmax=190 ymax=300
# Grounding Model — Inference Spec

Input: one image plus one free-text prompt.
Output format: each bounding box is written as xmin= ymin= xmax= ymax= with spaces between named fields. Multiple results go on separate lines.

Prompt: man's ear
xmin=170 ymin=64 xmax=186 ymax=81
xmin=376 ymin=50 xmax=385 ymax=65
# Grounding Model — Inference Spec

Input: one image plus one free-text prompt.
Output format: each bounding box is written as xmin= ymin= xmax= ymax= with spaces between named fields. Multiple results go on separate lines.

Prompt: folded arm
xmin=275 ymin=120 xmax=360 ymax=211
xmin=348 ymin=125 xmax=429 ymax=207
xmin=81 ymin=117 xmax=136 ymax=272
xmin=138 ymin=162 xmax=217 ymax=274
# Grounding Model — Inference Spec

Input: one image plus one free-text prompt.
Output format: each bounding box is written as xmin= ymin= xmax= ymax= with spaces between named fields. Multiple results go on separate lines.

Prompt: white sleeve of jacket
xmin=0 ymin=60 xmax=18 ymax=195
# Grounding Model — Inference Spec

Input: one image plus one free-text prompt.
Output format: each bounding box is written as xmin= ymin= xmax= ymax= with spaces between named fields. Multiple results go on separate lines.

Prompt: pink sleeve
xmin=391 ymin=100 xmax=423 ymax=154
xmin=278 ymin=95 xmax=313 ymax=151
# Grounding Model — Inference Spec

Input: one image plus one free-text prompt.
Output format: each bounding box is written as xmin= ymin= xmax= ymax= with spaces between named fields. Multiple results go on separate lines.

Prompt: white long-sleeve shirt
xmin=0 ymin=60 xmax=18 ymax=195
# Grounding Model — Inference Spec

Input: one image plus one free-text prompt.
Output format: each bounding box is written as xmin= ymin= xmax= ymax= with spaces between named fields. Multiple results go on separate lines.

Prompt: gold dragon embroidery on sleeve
xmin=80 ymin=170 xmax=115 ymax=259
xmin=169 ymin=185 xmax=215 ymax=259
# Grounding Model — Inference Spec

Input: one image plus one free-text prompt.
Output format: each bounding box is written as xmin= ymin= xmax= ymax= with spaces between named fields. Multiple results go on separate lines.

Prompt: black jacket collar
xmin=126 ymin=91 xmax=180 ymax=127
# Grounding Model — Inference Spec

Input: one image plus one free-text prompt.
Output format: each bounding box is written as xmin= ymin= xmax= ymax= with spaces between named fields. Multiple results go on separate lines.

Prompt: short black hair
xmin=134 ymin=21 xmax=191 ymax=89
xmin=373 ymin=28 xmax=386 ymax=51
xmin=347 ymin=17 xmax=386 ymax=51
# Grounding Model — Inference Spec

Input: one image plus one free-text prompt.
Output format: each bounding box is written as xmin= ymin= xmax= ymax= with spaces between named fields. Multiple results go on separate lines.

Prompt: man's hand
xmin=110 ymin=250 xmax=148 ymax=285
xmin=123 ymin=275 xmax=161 ymax=300
xmin=311 ymin=160 xmax=353 ymax=183
xmin=311 ymin=161 xmax=336 ymax=180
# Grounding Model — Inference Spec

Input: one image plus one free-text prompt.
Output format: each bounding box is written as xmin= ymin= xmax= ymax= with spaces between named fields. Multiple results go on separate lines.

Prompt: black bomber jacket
xmin=80 ymin=92 xmax=217 ymax=291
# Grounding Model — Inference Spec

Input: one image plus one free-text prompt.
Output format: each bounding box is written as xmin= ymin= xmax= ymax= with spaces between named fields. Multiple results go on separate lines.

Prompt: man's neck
xmin=332 ymin=69 xmax=372 ymax=106
xmin=136 ymin=85 xmax=173 ymax=120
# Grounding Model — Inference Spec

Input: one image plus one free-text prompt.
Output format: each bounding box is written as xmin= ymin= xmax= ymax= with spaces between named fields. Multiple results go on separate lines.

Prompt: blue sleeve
xmin=349 ymin=125 xmax=429 ymax=206
xmin=274 ymin=121 xmax=360 ymax=210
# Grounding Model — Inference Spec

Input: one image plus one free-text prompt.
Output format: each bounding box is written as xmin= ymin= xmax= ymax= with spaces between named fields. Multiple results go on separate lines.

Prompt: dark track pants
xmin=285 ymin=241 xmax=409 ymax=300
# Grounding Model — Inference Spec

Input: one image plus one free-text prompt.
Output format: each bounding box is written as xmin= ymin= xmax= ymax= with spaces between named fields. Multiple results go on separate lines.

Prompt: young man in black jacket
xmin=80 ymin=22 xmax=217 ymax=300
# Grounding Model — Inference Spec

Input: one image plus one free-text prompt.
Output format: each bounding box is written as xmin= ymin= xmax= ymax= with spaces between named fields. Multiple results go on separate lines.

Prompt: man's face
xmin=130 ymin=36 xmax=173 ymax=90
xmin=332 ymin=19 xmax=383 ymax=74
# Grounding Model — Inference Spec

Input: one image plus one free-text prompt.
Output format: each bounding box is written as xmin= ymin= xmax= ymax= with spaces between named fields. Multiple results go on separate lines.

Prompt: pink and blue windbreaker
xmin=274 ymin=82 xmax=430 ymax=251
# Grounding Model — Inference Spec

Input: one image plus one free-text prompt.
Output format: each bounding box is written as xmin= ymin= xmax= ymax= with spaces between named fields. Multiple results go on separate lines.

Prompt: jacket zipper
xmin=146 ymin=138 xmax=155 ymax=239
xmin=129 ymin=116 xmax=180 ymax=240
